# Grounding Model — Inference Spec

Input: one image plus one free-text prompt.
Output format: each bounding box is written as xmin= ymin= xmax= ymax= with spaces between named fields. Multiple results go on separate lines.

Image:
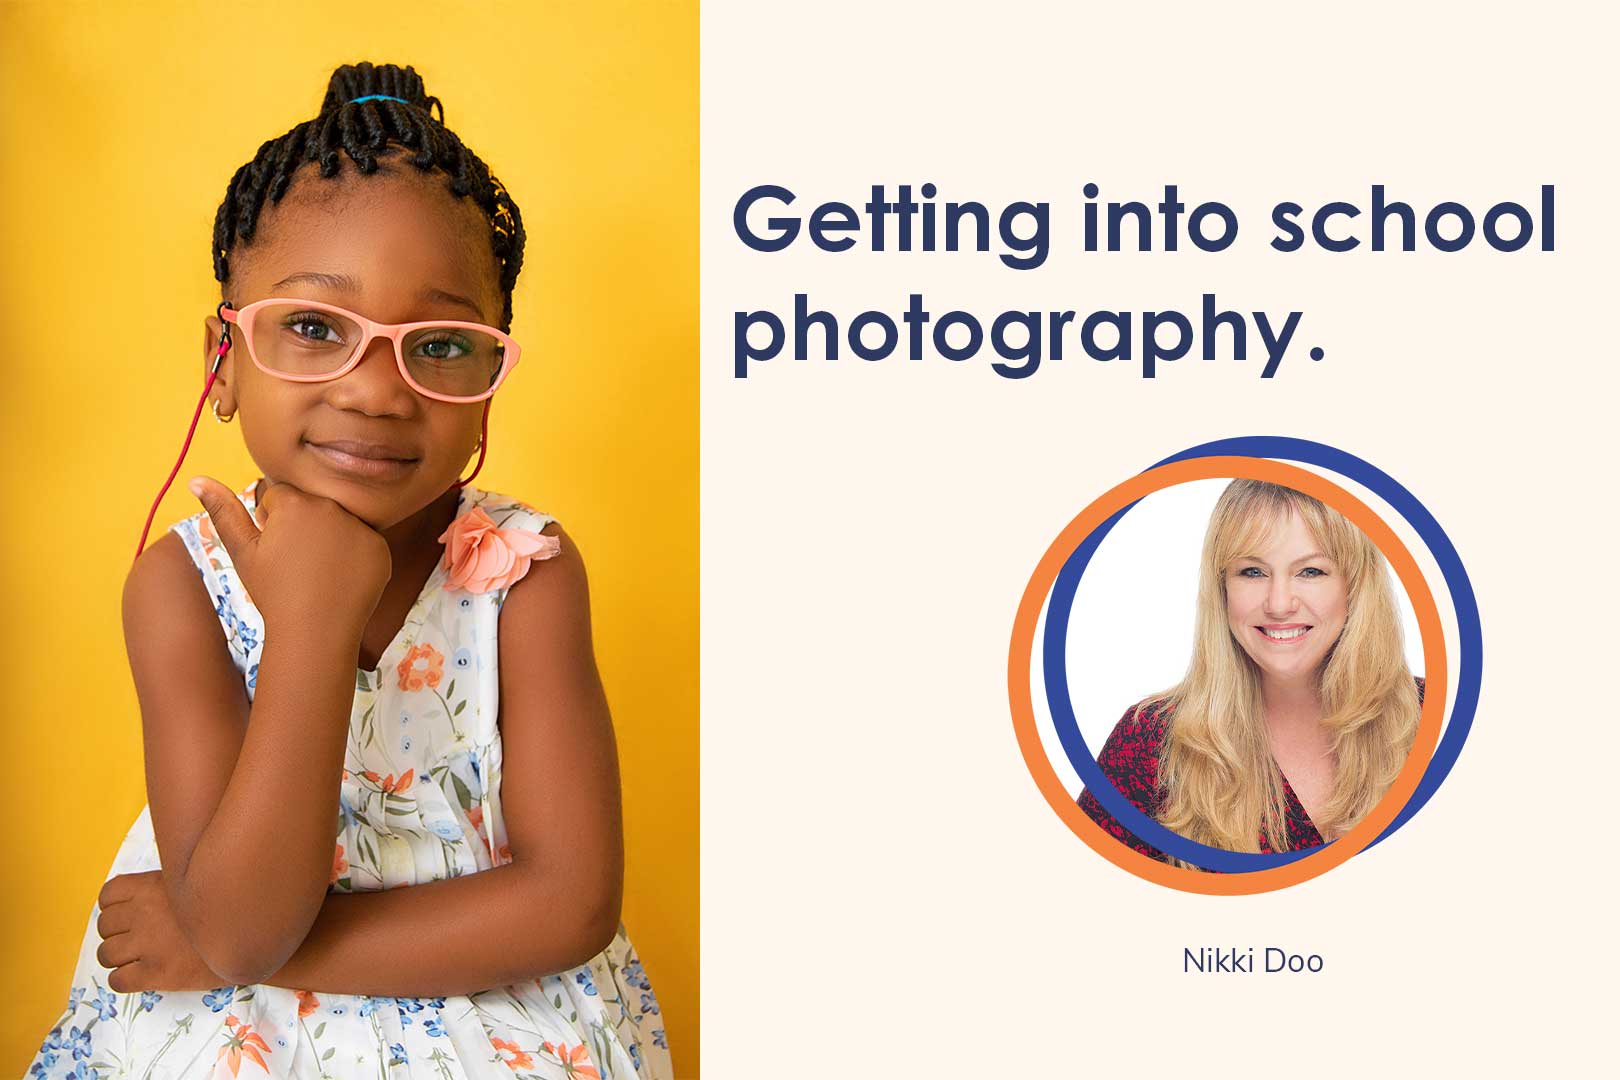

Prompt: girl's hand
xmin=96 ymin=870 xmax=230 ymax=992
xmin=187 ymin=476 xmax=393 ymax=637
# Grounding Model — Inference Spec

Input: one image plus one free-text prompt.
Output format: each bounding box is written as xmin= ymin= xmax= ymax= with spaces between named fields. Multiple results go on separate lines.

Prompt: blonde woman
xmin=1078 ymin=479 xmax=1423 ymax=864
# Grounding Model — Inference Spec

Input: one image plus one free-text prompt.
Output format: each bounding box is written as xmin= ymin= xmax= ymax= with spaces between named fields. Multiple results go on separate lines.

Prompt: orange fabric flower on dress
xmin=437 ymin=506 xmax=561 ymax=594
xmin=330 ymin=843 xmax=348 ymax=885
xmin=492 ymin=1036 xmax=534 ymax=1070
xmin=396 ymin=643 xmax=444 ymax=691
xmin=379 ymin=769 xmax=415 ymax=794
xmin=215 ymin=1014 xmax=271 ymax=1076
xmin=542 ymin=1041 xmax=600 ymax=1079
xmin=198 ymin=513 xmax=220 ymax=556
xmin=295 ymin=989 xmax=320 ymax=1018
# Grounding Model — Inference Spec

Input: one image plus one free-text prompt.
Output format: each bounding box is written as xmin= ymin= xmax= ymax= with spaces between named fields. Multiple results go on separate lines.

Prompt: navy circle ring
xmin=1041 ymin=437 xmax=1481 ymax=873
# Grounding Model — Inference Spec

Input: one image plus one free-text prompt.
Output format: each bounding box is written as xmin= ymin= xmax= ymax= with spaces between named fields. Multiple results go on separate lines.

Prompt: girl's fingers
xmin=187 ymin=476 xmax=261 ymax=565
xmin=106 ymin=958 xmax=157 ymax=994
xmin=96 ymin=901 xmax=134 ymax=939
xmin=96 ymin=931 xmax=139 ymax=972
xmin=97 ymin=871 xmax=140 ymax=909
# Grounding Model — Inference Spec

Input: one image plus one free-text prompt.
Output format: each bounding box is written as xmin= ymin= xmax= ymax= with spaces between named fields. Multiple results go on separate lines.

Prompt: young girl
xmin=26 ymin=62 xmax=672 ymax=1079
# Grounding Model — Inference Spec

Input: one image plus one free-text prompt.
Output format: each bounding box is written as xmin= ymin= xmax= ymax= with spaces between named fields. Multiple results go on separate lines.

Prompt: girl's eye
xmin=281 ymin=313 xmax=346 ymax=345
xmin=1299 ymin=567 xmax=1327 ymax=578
xmin=413 ymin=334 xmax=474 ymax=363
xmin=1236 ymin=566 xmax=1265 ymax=578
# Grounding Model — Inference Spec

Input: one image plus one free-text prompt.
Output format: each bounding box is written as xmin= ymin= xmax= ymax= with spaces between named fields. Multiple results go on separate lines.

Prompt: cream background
xmin=703 ymin=1 xmax=1613 ymax=1075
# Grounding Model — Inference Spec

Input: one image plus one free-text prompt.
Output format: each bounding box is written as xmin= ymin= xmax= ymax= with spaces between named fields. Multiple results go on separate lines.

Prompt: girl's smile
xmin=304 ymin=437 xmax=421 ymax=480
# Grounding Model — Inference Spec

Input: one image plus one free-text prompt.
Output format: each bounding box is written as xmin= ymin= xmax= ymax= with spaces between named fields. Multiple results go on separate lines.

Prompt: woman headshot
xmin=1078 ymin=478 xmax=1423 ymax=865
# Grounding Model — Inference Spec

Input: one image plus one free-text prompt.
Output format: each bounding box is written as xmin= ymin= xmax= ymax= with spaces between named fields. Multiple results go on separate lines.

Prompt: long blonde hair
xmin=1153 ymin=480 xmax=1419 ymax=856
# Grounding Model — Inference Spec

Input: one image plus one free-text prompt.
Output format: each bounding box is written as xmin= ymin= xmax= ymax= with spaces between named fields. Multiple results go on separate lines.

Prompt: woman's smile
xmin=1255 ymin=623 xmax=1313 ymax=644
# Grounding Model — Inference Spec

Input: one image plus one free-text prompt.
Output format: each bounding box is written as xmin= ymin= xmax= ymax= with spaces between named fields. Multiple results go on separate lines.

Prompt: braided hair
xmin=210 ymin=61 xmax=525 ymax=330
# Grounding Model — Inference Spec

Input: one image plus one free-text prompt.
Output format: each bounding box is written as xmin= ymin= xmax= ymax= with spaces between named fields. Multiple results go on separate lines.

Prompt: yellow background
xmin=0 ymin=2 xmax=697 ymax=1074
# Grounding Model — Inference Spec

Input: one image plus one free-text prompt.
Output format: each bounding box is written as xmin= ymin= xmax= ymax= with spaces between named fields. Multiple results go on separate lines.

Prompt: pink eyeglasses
xmin=221 ymin=297 xmax=521 ymax=403
xmin=132 ymin=298 xmax=520 ymax=563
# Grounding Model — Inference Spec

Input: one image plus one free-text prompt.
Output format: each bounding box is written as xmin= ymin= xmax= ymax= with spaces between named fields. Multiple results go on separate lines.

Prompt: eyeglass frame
xmin=219 ymin=297 xmax=522 ymax=404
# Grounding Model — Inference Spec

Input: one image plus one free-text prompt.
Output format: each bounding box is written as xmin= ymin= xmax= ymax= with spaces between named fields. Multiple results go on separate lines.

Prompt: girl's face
xmin=205 ymin=157 xmax=504 ymax=530
xmin=1224 ymin=510 xmax=1349 ymax=689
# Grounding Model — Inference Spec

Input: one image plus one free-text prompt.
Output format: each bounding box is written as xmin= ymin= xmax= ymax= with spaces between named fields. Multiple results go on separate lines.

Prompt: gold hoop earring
xmin=213 ymin=401 xmax=235 ymax=424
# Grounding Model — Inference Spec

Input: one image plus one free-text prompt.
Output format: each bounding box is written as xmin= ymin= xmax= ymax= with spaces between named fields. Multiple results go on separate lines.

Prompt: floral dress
xmin=25 ymin=479 xmax=672 ymax=1080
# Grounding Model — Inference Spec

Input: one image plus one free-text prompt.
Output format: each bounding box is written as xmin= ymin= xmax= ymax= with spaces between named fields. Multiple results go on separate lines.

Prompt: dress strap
xmin=167 ymin=478 xmax=264 ymax=697
xmin=446 ymin=491 xmax=558 ymax=868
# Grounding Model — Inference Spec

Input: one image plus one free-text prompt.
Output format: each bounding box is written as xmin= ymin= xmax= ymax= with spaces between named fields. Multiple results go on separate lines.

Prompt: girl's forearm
xmin=173 ymin=626 xmax=360 ymax=983
xmin=259 ymin=862 xmax=619 ymax=998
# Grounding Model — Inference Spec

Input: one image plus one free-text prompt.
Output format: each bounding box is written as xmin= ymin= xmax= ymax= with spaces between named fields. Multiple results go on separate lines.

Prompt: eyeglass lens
xmin=251 ymin=302 xmax=506 ymax=398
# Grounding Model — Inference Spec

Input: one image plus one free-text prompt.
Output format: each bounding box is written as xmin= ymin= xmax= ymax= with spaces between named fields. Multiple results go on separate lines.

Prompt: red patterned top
xmin=1077 ymin=677 xmax=1425 ymax=862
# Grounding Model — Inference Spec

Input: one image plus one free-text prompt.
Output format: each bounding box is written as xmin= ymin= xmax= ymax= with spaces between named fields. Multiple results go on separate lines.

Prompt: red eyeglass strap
xmin=455 ymin=398 xmax=492 ymax=488
xmin=132 ymin=324 xmax=232 ymax=567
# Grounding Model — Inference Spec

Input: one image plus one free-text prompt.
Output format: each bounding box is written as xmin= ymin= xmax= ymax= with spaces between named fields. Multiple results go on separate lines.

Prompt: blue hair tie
xmin=348 ymin=94 xmax=410 ymax=105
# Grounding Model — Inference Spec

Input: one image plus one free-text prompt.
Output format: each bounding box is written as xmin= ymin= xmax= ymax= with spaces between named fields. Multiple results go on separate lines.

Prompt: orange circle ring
xmin=1007 ymin=456 xmax=1446 ymax=895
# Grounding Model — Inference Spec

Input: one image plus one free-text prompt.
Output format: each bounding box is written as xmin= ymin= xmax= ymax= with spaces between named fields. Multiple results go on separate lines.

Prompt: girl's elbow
xmin=169 ymin=886 xmax=267 ymax=985
xmin=581 ymin=893 xmax=623 ymax=958
xmin=509 ymin=859 xmax=622 ymax=973
xmin=179 ymin=887 xmax=314 ymax=985
xmin=190 ymin=927 xmax=274 ymax=987
xmin=217 ymin=930 xmax=309 ymax=986
xmin=557 ymin=874 xmax=623 ymax=965
xmin=583 ymin=859 xmax=625 ymax=950
xmin=211 ymin=957 xmax=273 ymax=988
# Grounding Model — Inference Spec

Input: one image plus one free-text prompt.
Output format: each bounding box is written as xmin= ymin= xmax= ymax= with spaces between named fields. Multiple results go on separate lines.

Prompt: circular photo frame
xmin=1009 ymin=439 xmax=1480 ymax=894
